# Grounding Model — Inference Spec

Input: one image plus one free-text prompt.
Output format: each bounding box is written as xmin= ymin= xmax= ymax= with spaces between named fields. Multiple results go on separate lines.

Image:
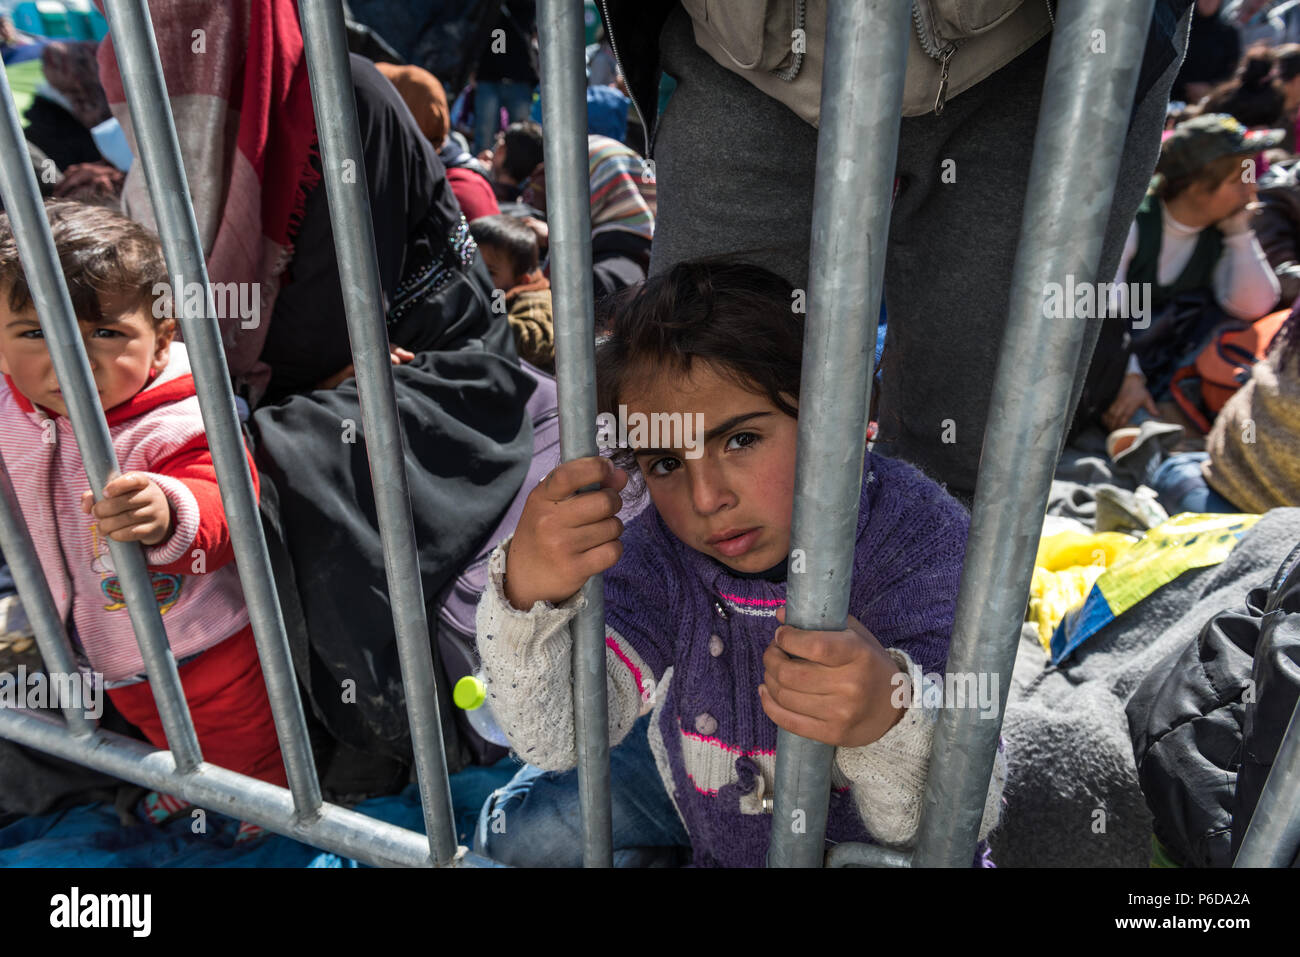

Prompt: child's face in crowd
xmin=479 ymin=244 xmax=517 ymax=292
xmin=0 ymin=290 xmax=173 ymax=417
xmin=630 ymin=361 xmax=798 ymax=574
xmin=1197 ymin=163 xmax=1258 ymax=223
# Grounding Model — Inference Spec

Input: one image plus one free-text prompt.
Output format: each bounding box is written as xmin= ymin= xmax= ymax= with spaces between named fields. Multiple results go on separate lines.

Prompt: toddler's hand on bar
xmin=80 ymin=473 xmax=173 ymax=547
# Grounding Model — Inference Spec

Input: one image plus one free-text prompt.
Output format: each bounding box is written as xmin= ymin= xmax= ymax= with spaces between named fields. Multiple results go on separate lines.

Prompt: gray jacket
xmin=600 ymin=1 xmax=1190 ymax=149
xmin=680 ymin=0 xmax=1055 ymax=123
xmin=1127 ymin=540 xmax=1300 ymax=867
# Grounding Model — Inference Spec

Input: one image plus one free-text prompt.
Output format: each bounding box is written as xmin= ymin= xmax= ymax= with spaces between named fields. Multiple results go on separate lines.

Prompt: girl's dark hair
xmin=594 ymin=258 xmax=804 ymax=473
xmin=0 ymin=200 xmax=169 ymax=325
xmin=1154 ymin=151 xmax=1253 ymax=201
xmin=1201 ymin=50 xmax=1284 ymax=127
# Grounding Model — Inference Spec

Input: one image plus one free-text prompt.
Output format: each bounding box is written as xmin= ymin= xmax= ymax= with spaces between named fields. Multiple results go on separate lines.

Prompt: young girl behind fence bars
xmin=0 ymin=202 xmax=283 ymax=841
xmin=473 ymin=259 xmax=1006 ymax=867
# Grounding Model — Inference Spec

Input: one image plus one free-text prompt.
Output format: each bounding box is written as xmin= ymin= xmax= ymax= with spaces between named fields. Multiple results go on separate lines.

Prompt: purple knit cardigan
xmin=603 ymin=451 xmax=971 ymax=867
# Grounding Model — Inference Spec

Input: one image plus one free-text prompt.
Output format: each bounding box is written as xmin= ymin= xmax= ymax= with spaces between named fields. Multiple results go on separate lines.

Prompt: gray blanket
xmin=989 ymin=507 xmax=1300 ymax=867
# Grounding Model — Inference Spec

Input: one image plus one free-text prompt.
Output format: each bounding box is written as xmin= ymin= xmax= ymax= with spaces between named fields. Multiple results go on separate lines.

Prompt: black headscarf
xmin=250 ymin=56 xmax=534 ymax=773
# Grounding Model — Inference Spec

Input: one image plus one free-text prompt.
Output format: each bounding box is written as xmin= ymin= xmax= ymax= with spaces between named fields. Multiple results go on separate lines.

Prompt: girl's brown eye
xmin=650 ymin=456 xmax=681 ymax=477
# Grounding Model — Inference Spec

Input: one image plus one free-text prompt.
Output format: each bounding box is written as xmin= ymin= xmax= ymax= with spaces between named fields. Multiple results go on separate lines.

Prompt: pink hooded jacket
xmin=0 ymin=344 xmax=254 ymax=683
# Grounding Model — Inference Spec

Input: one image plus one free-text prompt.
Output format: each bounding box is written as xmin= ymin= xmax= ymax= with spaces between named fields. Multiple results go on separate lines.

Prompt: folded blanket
xmin=991 ymin=507 xmax=1300 ymax=867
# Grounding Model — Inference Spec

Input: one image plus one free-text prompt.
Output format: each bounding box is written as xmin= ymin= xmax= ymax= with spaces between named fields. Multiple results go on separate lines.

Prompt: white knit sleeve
xmin=834 ymin=649 xmax=1006 ymax=848
xmin=1215 ymin=231 xmax=1281 ymax=319
xmin=475 ymin=536 xmax=649 ymax=772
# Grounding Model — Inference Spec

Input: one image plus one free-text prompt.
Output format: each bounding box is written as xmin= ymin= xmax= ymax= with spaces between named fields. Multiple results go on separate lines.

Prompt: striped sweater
xmin=0 ymin=343 xmax=254 ymax=683
xmin=476 ymin=451 xmax=1006 ymax=867
xmin=587 ymin=134 xmax=655 ymax=241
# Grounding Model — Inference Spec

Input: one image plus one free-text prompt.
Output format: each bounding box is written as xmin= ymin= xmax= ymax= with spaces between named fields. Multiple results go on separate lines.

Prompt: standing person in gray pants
xmin=626 ymin=1 xmax=1195 ymax=502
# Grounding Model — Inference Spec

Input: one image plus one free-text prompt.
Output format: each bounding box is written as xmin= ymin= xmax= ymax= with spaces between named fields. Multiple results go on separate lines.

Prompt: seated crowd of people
xmin=1074 ymin=7 xmax=1300 ymax=522
xmin=0 ymin=0 xmax=1294 ymax=869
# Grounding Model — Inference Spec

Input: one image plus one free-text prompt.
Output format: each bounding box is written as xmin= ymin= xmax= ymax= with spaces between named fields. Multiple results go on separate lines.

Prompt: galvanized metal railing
xmin=1233 ymin=696 xmax=1300 ymax=866
xmin=912 ymin=0 xmax=1160 ymax=867
xmin=100 ymin=0 xmax=324 ymax=826
xmin=778 ymin=0 xmax=1162 ymax=869
xmin=536 ymin=0 xmax=613 ymax=868
xmin=0 ymin=0 xmax=489 ymax=868
xmin=296 ymin=0 xmax=461 ymax=867
xmin=0 ymin=0 xmax=1296 ymax=870
xmin=766 ymin=0 xmax=910 ymax=868
xmin=0 ymin=457 xmax=97 ymax=739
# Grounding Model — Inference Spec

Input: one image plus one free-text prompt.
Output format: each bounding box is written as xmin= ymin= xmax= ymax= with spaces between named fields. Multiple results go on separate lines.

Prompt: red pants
xmin=108 ymin=624 xmax=288 ymax=787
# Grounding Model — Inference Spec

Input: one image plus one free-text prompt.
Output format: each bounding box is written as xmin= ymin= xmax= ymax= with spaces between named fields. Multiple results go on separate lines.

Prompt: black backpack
xmin=1127 ymin=541 xmax=1300 ymax=867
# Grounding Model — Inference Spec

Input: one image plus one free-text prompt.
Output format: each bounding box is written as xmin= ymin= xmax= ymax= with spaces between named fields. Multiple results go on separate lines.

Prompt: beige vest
xmin=680 ymin=0 xmax=1054 ymax=123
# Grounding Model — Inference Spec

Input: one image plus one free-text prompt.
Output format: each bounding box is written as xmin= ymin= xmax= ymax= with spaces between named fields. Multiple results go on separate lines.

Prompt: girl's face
xmin=628 ymin=361 xmax=798 ymax=574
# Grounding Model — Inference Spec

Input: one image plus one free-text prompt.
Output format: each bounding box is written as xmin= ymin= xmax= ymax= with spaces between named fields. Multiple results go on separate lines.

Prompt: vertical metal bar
xmin=912 ymin=0 xmax=1157 ymax=867
xmin=1234 ymin=697 xmax=1300 ymax=867
xmin=536 ymin=0 xmax=613 ymax=869
xmin=0 ymin=453 xmax=97 ymax=736
xmin=296 ymin=0 xmax=457 ymax=866
xmin=0 ymin=62 xmax=203 ymax=771
xmin=101 ymin=0 xmax=323 ymax=817
xmin=765 ymin=0 xmax=911 ymax=869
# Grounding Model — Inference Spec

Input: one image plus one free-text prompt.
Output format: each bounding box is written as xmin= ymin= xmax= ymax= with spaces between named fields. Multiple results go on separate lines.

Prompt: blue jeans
xmin=473 ymin=712 xmax=690 ymax=867
xmin=1150 ymin=452 xmax=1241 ymax=514
xmin=473 ymin=80 xmax=535 ymax=155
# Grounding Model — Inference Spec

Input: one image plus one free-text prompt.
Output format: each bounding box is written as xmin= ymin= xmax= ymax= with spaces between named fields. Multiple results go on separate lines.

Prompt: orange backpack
xmin=1171 ymin=307 xmax=1291 ymax=433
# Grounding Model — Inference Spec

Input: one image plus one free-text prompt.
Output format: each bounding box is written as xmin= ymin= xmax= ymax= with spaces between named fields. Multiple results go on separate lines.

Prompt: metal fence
xmin=0 ymin=0 xmax=1295 ymax=869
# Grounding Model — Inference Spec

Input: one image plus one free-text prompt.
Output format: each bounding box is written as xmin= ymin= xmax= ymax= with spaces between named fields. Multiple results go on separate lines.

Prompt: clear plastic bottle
xmin=453 ymin=674 xmax=511 ymax=748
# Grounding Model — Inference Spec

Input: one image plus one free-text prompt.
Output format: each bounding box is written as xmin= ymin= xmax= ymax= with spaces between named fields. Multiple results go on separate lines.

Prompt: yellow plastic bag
xmin=1027 ymin=531 xmax=1137 ymax=652
xmin=1048 ymin=512 xmax=1262 ymax=664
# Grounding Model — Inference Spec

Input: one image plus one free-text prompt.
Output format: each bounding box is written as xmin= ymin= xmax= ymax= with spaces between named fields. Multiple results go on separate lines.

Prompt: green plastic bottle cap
xmin=454 ymin=675 xmax=487 ymax=711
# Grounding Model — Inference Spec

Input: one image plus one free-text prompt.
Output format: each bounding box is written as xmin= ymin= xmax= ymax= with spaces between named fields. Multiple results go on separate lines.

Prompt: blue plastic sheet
xmin=0 ymin=757 xmax=517 ymax=867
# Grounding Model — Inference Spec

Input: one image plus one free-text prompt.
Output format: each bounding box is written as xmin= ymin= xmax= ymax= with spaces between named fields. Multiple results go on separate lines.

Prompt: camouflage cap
xmin=1159 ymin=113 xmax=1285 ymax=182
